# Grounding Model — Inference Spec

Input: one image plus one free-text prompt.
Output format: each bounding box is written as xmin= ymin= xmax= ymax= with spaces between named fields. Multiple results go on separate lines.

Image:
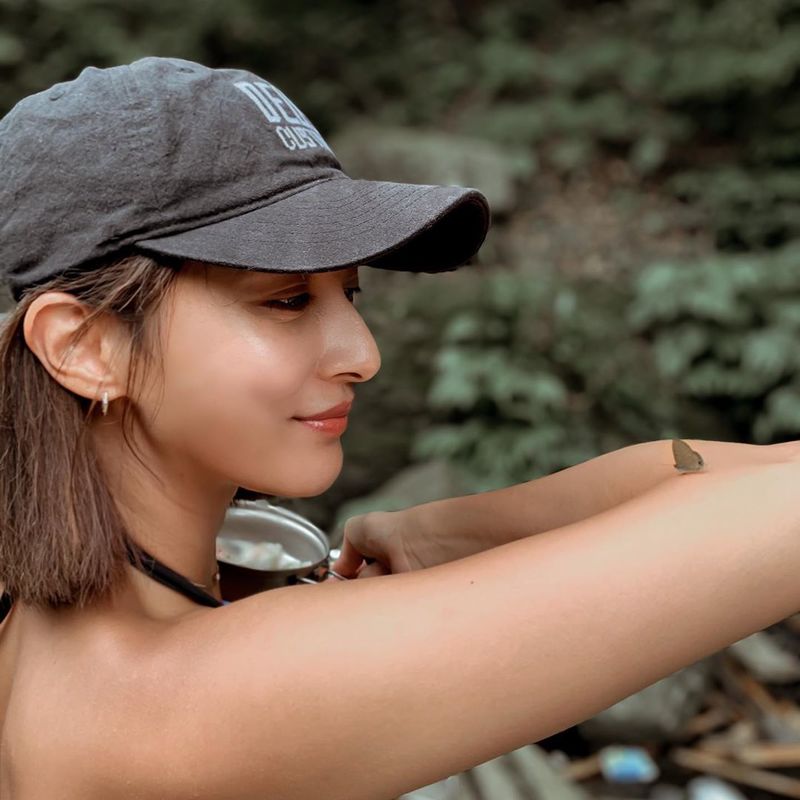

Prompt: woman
xmin=0 ymin=56 xmax=798 ymax=800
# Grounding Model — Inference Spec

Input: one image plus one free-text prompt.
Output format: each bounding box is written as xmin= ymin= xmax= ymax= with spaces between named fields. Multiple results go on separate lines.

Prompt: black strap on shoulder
xmin=0 ymin=546 xmax=224 ymax=617
xmin=125 ymin=540 xmax=223 ymax=608
xmin=0 ymin=590 xmax=12 ymax=623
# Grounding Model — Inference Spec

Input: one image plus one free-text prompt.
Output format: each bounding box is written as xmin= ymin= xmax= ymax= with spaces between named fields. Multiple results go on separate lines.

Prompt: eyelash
xmin=263 ymin=287 xmax=362 ymax=311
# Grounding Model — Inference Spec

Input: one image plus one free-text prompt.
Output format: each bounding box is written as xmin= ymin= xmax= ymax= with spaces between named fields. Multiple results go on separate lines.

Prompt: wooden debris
xmin=559 ymin=752 xmax=602 ymax=782
xmin=718 ymin=653 xmax=787 ymax=718
xmin=714 ymin=652 xmax=800 ymax=745
xmin=541 ymin=621 xmax=800 ymax=798
xmin=670 ymin=746 xmax=800 ymax=799
xmin=733 ymin=741 xmax=800 ymax=768
xmin=697 ymin=718 xmax=758 ymax=756
xmin=678 ymin=693 xmax=737 ymax=739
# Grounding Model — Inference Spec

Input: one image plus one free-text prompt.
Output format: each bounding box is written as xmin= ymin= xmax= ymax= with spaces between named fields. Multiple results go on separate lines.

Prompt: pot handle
xmin=296 ymin=548 xmax=348 ymax=584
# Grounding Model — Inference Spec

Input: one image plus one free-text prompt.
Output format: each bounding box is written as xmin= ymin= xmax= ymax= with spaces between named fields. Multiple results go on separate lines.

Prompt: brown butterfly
xmin=672 ymin=439 xmax=705 ymax=473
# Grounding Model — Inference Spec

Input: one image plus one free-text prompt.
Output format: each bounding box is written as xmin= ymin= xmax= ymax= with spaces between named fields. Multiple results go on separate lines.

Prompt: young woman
xmin=0 ymin=56 xmax=798 ymax=800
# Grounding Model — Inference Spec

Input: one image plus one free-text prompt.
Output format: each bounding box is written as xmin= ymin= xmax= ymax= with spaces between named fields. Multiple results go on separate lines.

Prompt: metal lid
xmin=217 ymin=499 xmax=329 ymax=575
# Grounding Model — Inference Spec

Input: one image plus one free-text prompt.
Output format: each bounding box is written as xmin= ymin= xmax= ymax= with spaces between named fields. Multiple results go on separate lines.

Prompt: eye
xmin=261 ymin=285 xmax=361 ymax=311
xmin=263 ymin=293 xmax=311 ymax=311
xmin=345 ymin=286 xmax=362 ymax=303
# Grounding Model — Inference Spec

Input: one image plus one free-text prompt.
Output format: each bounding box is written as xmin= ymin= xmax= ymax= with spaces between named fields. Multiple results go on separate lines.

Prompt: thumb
xmin=331 ymin=536 xmax=365 ymax=579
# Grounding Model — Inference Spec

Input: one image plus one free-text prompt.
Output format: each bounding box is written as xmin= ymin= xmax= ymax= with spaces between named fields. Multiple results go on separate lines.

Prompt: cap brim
xmin=135 ymin=176 xmax=490 ymax=274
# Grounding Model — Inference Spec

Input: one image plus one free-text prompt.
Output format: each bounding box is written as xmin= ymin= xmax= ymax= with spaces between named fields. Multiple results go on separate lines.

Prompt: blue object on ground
xmin=599 ymin=745 xmax=660 ymax=783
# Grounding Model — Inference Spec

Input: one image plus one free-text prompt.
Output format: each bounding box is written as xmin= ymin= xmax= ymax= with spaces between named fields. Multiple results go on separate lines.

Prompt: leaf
xmin=741 ymin=328 xmax=796 ymax=377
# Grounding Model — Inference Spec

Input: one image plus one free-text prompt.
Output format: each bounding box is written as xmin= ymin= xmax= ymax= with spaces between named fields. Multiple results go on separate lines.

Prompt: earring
xmin=101 ymin=390 xmax=109 ymax=416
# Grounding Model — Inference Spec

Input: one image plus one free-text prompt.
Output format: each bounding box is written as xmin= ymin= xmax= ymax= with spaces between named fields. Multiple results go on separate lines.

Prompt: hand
xmin=331 ymin=509 xmax=425 ymax=579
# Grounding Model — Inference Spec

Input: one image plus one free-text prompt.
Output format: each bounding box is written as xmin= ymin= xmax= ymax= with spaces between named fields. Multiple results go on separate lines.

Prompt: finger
xmin=357 ymin=561 xmax=391 ymax=579
xmin=331 ymin=537 xmax=364 ymax=579
xmin=355 ymin=557 xmax=380 ymax=574
xmin=334 ymin=514 xmax=383 ymax=563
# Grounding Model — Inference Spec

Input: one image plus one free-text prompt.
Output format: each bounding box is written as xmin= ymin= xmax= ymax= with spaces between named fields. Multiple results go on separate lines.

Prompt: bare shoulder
xmin=7 ymin=592 xmax=343 ymax=799
xmin=142 ymin=585 xmax=382 ymax=798
xmin=3 ymin=606 xmax=215 ymax=799
xmin=137 ymin=569 xmax=518 ymax=800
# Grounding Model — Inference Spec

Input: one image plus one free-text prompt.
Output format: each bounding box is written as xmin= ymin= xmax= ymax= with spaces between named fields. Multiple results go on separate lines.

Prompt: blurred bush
xmin=2 ymin=0 xmax=800 ymax=518
xmin=631 ymin=245 xmax=800 ymax=444
xmin=4 ymin=1 xmax=799 ymax=231
xmin=412 ymin=245 xmax=800 ymax=489
xmin=410 ymin=269 xmax=690 ymax=489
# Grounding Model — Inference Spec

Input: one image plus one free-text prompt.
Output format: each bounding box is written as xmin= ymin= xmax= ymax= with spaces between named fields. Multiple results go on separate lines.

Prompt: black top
xmin=0 ymin=541 xmax=225 ymax=622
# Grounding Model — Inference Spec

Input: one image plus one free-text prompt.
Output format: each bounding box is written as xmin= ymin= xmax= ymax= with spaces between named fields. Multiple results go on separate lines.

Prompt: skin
xmin=335 ymin=438 xmax=798 ymax=577
xmin=1 ymin=259 xmax=800 ymax=799
xmin=23 ymin=260 xmax=379 ymax=610
xmin=0 ymin=261 xmax=380 ymax=794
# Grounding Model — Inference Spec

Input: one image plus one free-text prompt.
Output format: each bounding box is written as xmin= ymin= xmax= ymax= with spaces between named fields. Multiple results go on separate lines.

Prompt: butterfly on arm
xmin=672 ymin=439 xmax=705 ymax=474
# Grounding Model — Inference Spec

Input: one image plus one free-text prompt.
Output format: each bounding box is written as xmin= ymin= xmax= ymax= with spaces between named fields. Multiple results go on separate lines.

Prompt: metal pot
xmin=217 ymin=499 xmax=344 ymax=601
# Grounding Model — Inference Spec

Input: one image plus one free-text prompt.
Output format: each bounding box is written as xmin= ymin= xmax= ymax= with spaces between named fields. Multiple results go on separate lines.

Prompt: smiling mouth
xmin=293 ymin=416 xmax=349 ymax=435
xmin=291 ymin=399 xmax=352 ymax=437
xmin=293 ymin=400 xmax=353 ymax=421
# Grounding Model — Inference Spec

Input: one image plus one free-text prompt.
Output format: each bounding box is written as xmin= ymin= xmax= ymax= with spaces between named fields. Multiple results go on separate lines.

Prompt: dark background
xmin=2 ymin=0 xmax=800 ymax=538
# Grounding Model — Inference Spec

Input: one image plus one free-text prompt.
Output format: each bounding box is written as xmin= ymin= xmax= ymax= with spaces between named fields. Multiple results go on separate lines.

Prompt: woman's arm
xmin=153 ymin=456 xmax=800 ymax=800
xmin=336 ymin=439 xmax=782 ymax=573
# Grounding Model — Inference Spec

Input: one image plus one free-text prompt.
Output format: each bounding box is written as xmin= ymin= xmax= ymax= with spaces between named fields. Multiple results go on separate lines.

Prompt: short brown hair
xmin=0 ymin=252 xmax=182 ymax=609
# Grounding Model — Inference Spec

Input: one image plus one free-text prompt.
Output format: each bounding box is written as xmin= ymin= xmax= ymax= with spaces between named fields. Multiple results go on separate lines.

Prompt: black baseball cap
xmin=0 ymin=57 xmax=490 ymax=302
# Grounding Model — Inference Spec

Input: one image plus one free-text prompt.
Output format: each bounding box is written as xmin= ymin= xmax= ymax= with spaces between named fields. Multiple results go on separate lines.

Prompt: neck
xmin=91 ymin=421 xmax=236 ymax=609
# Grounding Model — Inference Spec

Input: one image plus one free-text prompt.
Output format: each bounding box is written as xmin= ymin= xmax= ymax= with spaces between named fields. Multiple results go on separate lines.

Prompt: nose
xmin=318 ymin=293 xmax=381 ymax=385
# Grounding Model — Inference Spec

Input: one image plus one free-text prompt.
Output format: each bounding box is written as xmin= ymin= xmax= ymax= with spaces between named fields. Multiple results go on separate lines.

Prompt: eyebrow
xmin=236 ymin=267 xmax=359 ymax=287
xmin=232 ymin=270 xmax=310 ymax=291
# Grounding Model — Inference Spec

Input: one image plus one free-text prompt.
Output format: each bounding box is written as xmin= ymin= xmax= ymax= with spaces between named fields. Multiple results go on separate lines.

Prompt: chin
xmin=277 ymin=478 xmax=339 ymax=498
xmin=242 ymin=458 xmax=343 ymax=499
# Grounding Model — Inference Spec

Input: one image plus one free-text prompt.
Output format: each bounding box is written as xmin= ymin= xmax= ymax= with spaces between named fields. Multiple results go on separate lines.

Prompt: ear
xmin=22 ymin=291 xmax=130 ymax=404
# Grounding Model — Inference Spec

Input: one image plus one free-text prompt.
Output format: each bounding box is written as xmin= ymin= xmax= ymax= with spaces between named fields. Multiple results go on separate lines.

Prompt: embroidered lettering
xmin=252 ymin=82 xmax=307 ymax=126
xmin=234 ymin=82 xmax=280 ymax=123
xmin=234 ymin=80 xmax=332 ymax=153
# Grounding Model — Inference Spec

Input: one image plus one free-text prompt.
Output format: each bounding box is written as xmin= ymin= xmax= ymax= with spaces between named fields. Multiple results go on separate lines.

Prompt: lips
xmin=293 ymin=400 xmax=353 ymax=421
xmin=293 ymin=400 xmax=352 ymax=437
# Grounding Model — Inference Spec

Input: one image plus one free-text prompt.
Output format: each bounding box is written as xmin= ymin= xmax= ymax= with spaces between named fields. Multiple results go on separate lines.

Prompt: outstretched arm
xmin=335 ymin=438 xmax=781 ymax=574
xmin=154 ymin=455 xmax=800 ymax=800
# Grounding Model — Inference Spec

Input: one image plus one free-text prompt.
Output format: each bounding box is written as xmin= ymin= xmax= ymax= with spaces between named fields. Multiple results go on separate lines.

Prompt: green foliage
xmin=412 ymin=243 xmax=800 ymax=487
xmin=630 ymin=245 xmax=800 ymax=442
xmin=411 ymin=267 xmax=721 ymax=489
xmin=3 ymin=0 xmax=800 ymax=513
xmin=669 ymin=168 xmax=800 ymax=249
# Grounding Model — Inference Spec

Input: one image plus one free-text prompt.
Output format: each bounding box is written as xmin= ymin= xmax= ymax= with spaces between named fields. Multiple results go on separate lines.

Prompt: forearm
xmin=409 ymin=439 xmax=778 ymax=563
xmin=432 ymin=458 xmax=800 ymax=760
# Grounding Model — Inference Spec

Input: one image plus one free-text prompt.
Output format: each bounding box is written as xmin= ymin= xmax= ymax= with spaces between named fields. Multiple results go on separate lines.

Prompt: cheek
xmin=144 ymin=306 xmax=319 ymax=459
xmin=135 ymin=290 xmax=343 ymax=496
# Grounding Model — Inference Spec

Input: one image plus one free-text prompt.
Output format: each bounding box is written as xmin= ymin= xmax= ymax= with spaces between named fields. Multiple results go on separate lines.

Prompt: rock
xmin=726 ymin=630 xmax=800 ymax=684
xmin=758 ymin=705 xmax=800 ymax=744
xmin=397 ymin=775 xmax=459 ymax=800
xmin=452 ymin=744 xmax=591 ymax=800
xmin=329 ymin=123 xmax=535 ymax=217
xmin=686 ymin=776 xmax=747 ymax=800
xmin=578 ymin=661 xmax=714 ymax=743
